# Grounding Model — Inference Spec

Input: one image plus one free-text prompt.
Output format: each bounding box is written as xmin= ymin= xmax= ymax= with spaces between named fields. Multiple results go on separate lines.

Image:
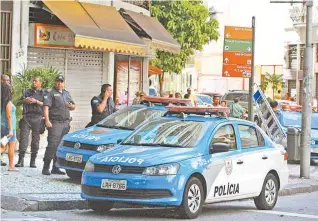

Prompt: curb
xmin=2 ymin=184 xmax=318 ymax=212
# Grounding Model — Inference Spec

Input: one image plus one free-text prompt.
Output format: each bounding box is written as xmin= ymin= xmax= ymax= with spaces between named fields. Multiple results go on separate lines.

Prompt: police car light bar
xmin=142 ymin=96 xmax=192 ymax=104
xmin=166 ymin=106 xmax=229 ymax=115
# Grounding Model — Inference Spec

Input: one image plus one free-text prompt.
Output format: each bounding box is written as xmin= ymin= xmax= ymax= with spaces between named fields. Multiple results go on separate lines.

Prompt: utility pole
xmin=270 ymin=0 xmax=313 ymax=178
xmin=300 ymin=0 xmax=313 ymax=178
xmin=248 ymin=17 xmax=256 ymax=122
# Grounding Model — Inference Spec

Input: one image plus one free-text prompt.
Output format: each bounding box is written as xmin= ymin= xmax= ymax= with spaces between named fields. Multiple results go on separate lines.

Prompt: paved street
xmin=2 ymin=191 xmax=318 ymax=221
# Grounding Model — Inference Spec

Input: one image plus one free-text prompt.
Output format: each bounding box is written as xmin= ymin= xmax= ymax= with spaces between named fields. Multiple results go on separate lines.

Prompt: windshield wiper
xmin=98 ymin=125 xmax=133 ymax=130
xmin=155 ymin=143 xmax=184 ymax=148
xmin=95 ymin=124 xmax=109 ymax=128
xmin=123 ymin=143 xmax=160 ymax=146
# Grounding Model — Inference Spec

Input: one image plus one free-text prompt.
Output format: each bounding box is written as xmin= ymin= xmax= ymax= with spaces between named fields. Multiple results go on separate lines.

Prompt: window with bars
xmin=288 ymin=45 xmax=297 ymax=70
xmin=300 ymin=44 xmax=305 ymax=70
xmin=1 ymin=11 xmax=12 ymax=74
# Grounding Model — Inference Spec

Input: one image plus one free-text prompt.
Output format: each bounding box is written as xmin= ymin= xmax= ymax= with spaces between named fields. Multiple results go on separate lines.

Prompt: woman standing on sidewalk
xmin=1 ymin=84 xmax=18 ymax=171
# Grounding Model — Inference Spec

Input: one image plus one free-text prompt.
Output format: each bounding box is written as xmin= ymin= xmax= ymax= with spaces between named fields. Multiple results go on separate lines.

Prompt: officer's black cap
xmin=55 ymin=75 xmax=64 ymax=82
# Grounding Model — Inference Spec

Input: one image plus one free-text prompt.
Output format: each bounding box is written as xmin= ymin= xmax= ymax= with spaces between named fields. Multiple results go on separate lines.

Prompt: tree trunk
xmin=272 ymin=87 xmax=275 ymax=99
xmin=159 ymin=73 xmax=165 ymax=96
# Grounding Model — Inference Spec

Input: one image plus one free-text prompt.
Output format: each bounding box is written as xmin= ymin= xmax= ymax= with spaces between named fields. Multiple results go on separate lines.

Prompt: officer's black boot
xmin=51 ymin=159 xmax=66 ymax=175
xmin=30 ymin=154 xmax=37 ymax=168
xmin=42 ymin=161 xmax=51 ymax=175
xmin=15 ymin=153 xmax=25 ymax=167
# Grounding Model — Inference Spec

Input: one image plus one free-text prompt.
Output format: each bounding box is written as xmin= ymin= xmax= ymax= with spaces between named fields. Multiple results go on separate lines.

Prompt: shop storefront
xmin=26 ymin=1 xmax=180 ymax=130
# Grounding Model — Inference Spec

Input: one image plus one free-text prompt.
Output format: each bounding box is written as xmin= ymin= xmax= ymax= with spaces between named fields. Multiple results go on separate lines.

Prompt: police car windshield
xmin=281 ymin=111 xmax=318 ymax=129
xmin=96 ymin=106 xmax=165 ymax=130
xmin=123 ymin=119 xmax=206 ymax=148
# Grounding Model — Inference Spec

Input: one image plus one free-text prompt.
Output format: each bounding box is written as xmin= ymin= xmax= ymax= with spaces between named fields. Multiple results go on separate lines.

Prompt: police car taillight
xmin=284 ymin=151 xmax=288 ymax=161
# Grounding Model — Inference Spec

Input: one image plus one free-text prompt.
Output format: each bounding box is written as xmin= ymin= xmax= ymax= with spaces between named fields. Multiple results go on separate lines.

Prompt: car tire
xmin=178 ymin=177 xmax=204 ymax=219
xmin=88 ymin=200 xmax=114 ymax=213
xmin=254 ymin=173 xmax=279 ymax=210
xmin=66 ymin=170 xmax=82 ymax=181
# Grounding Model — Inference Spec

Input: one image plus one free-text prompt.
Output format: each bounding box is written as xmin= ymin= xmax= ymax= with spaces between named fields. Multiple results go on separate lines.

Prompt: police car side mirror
xmin=210 ymin=143 xmax=231 ymax=154
xmin=117 ymin=139 xmax=123 ymax=144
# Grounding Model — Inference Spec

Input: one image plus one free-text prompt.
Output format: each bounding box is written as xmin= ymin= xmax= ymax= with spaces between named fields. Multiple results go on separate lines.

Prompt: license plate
xmin=65 ymin=153 xmax=83 ymax=163
xmin=101 ymin=179 xmax=127 ymax=190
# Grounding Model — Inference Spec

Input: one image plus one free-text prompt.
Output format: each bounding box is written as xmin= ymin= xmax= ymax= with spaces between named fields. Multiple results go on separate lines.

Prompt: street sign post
xmin=222 ymin=19 xmax=255 ymax=122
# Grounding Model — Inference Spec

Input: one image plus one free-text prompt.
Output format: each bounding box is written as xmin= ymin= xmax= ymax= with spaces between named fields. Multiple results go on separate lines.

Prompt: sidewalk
xmin=1 ymin=149 xmax=318 ymax=212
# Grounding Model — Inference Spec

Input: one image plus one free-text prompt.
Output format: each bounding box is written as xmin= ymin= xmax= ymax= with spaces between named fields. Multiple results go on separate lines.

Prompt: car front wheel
xmin=66 ymin=170 xmax=82 ymax=181
xmin=254 ymin=173 xmax=279 ymax=210
xmin=178 ymin=177 xmax=204 ymax=219
xmin=88 ymin=200 xmax=114 ymax=213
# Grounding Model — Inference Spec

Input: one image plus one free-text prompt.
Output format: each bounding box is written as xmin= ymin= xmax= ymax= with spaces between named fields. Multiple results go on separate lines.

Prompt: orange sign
xmin=223 ymin=64 xmax=251 ymax=78
xmin=224 ymin=26 xmax=253 ymax=40
xmin=223 ymin=52 xmax=252 ymax=66
xmin=222 ymin=25 xmax=253 ymax=78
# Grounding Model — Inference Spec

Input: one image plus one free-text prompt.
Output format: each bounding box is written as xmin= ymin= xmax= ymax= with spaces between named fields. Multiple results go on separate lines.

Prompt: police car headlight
xmin=311 ymin=140 xmax=316 ymax=145
xmin=143 ymin=163 xmax=180 ymax=176
xmin=97 ymin=144 xmax=115 ymax=152
xmin=59 ymin=140 xmax=64 ymax=147
xmin=84 ymin=160 xmax=94 ymax=172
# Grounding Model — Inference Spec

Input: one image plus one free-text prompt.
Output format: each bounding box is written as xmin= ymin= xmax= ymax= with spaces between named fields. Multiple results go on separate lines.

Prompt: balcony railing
xmin=289 ymin=4 xmax=318 ymax=25
xmin=121 ymin=0 xmax=150 ymax=11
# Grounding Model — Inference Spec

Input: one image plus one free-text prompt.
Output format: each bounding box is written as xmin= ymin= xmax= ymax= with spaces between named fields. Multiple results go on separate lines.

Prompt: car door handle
xmin=237 ymin=160 xmax=244 ymax=165
xmin=262 ymin=155 xmax=268 ymax=160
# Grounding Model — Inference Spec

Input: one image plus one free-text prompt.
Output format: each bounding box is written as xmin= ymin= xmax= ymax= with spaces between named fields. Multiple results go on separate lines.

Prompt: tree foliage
xmin=150 ymin=1 xmax=219 ymax=75
xmin=12 ymin=66 xmax=61 ymax=132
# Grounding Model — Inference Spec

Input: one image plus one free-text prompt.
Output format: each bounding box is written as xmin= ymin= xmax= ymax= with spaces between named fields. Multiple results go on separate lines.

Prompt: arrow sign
xmin=222 ymin=25 xmax=253 ymax=78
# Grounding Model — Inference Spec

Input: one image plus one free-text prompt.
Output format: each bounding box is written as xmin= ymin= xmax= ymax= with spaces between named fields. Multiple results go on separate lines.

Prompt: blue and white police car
xmin=279 ymin=109 xmax=318 ymax=160
xmin=56 ymin=97 xmax=192 ymax=179
xmin=81 ymin=107 xmax=289 ymax=219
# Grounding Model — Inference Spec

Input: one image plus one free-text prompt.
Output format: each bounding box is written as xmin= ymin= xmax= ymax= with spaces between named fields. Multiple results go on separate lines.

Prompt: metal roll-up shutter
xmin=288 ymin=80 xmax=296 ymax=94
xmin=66 ymin=50 xmax=103 ymax=131
xmin=299 ymin=80 xmax=303 ymax=105
xmin=27 ymin=47 xmax=66 ymax=75
xmin=316 ymin=74 xmax=318 ymax=97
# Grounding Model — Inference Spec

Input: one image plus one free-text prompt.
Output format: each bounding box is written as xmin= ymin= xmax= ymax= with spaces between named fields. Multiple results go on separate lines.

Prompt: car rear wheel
xmin=88 ymin=200 xmax=114 ymax=213
xmin=66 ymin=170 xmax=82 ymax=181
xmin=254 ymin=173 xmax=278 ymax=210
xmin=178 ymin=177 xmax=204 ymax=219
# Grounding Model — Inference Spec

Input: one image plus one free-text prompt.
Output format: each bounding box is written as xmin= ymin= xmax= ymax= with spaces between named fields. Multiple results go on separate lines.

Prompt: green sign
xmin=224 ymin=39 xmax=252 ymax=53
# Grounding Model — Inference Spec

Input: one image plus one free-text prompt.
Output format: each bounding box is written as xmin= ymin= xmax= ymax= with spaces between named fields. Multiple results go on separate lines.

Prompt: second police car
xmin=277 ymin=106 xmax=318 ymax=160
xmin=56 ymin=97 xmax=192 ymax=179
xmin=81 ymin=107 xmax=289 ymax=219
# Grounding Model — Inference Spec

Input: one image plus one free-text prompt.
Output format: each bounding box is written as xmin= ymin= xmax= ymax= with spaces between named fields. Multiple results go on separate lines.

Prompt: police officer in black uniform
xmin=15 ymin=76 xmax=46 ymax=168
xmin=85 ymin=84 xmax=117 ymax=127
xmin=42 ymin=75 xmax=76 ymax=175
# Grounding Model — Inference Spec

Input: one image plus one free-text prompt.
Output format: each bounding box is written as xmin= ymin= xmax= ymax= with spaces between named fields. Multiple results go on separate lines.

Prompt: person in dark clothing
xmin=15 ymin=76 xmax=46 ymax=168
xmin=86 ymin=84 xmax=117 ymax=128
xmin=267 ymin=100 xmax=280 ymax=130
xmin=42 ymin=75 xmax=76 ymax=175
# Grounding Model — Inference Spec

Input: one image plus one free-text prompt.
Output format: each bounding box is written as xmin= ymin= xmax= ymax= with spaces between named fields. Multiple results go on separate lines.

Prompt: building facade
xmin=0 ymin=0 xmax=179 ymax=130
xmin=285 ymin=3 xmax=318 ymax=104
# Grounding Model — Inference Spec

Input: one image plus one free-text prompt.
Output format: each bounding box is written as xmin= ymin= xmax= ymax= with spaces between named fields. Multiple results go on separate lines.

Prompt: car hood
xmin=63 ymin=126 xmax=132 ymax=145
xmin=90 ymin=145 xmax=200 ymax=167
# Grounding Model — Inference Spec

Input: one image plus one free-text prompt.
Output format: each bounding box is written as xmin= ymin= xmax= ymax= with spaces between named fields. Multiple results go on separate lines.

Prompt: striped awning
xmin=43 ymin=1 xmax=146 ymax=55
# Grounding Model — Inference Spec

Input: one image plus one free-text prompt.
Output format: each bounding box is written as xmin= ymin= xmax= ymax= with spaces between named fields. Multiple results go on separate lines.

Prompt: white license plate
xmin=65 ymin=153 xmax=83 ymax=163
xmin=101 ymin=179 xmax=127 ymax=190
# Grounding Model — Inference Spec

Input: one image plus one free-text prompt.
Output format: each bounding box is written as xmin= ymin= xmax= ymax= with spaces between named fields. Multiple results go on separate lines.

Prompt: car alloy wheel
xmin=254 ymin=173 xmax=278 ymax=210
xmin=188 ymin=184 xmax=201 ymax=213
xmin=265 ymin=179 xmax=276 ymax=206
xmin=179 ymin=177 xmax=204 ymax=219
